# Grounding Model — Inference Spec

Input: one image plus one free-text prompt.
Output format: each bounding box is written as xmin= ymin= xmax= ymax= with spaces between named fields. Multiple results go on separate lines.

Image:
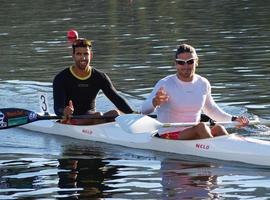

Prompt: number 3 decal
xmin=38 ymin=92 xmax=49 ymax=115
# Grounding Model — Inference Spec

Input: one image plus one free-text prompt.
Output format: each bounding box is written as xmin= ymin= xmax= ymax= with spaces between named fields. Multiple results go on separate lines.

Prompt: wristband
xmin=231 ymin=116 xmax=238 ymax=121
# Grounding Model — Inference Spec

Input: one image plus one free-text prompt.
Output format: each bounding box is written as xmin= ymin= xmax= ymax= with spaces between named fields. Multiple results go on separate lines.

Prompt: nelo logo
xmin=195 ymin=143 xmax=210 ymax=150
xmin=82 ymin=129 xmax=93 ymax=135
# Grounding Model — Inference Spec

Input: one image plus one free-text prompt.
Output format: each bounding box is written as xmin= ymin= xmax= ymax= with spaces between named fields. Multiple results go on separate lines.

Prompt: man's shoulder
xmin=56 ymin=67 xmax=70 ymax=76
xmin=195 ymin=74 xmax=209 ymax=83
xmin=92 ymin=67 xmax=105 ymax=75
xmin=54 ymin=67 xmax=70 ymax=81
xmin=152 ymin=75 xmax=176 ymax=88
xmin=158 ymin=74 xmax=176 ymax=84
xmin=160 ymin=74 xmax=176 ymax=81
xmin=194 ymin=74 xmax=211 ymax=89
xmin=91 ymin=67 xmax=109 ymax=80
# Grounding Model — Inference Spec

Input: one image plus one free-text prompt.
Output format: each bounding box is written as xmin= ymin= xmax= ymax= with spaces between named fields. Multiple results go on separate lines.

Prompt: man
xmin=53 ymin=38 xmax=134 ymax=124
xmin=141 ymin=43 xmax=249 ymax=139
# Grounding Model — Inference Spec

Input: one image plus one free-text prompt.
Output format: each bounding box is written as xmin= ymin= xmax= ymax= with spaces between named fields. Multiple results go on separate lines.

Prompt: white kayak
xmin=21 ymin=119 xmax=270 ymax=167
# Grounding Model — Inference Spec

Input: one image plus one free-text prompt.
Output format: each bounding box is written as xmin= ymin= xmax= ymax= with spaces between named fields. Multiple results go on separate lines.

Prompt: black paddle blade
xmin=0 ymin=108 xmax=38 ymax=129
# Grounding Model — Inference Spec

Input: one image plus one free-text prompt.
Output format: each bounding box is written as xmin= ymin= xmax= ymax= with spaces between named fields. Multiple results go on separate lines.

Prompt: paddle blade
xmin=116 ymin=114 xmax=162 ymax=133
xmin=254 ymin=117 xmax=270 ymax=126
xmin=0 ymin=108 xmax=39 ymax=129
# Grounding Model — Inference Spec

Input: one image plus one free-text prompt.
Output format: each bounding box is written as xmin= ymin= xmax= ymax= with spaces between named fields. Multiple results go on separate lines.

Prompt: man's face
xmin=175 ymin=53 xmax=197 ymax=81
xmin=73 ymin=47 xmax=91 ymax=70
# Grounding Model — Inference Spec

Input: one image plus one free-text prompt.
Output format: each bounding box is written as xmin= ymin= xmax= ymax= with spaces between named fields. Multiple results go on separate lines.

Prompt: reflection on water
xmin=1 ymin=0 xmax=270 ymax=199
xmin=57 ymin=159 xmax=118 ymax=199
xmin=2 ymin=148 xmax=270 ymax=200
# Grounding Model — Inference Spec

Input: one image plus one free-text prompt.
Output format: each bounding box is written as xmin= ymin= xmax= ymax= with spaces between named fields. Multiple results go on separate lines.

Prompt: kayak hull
xmin=22 ymin=120 xmax=270 ymax=167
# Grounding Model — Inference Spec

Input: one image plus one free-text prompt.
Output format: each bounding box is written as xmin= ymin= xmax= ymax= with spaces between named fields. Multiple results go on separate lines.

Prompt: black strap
xmin=200 ymin=114 xmax=216 ymax=126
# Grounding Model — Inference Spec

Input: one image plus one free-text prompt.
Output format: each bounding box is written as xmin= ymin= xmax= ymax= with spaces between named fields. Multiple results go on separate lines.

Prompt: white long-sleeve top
xmin=141 ymin=74 xmax=232 ymax=133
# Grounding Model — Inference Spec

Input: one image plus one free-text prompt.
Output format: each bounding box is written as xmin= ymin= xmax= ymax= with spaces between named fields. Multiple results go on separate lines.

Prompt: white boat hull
xmin=22 ymin=120 xmax=270 ymax=167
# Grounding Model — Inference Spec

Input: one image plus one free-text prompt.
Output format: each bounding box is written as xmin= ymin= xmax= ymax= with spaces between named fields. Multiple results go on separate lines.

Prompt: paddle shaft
xmin=0 ymin=108 xmax=157 ymax=130
xmin=37 ymin=114 xmax=116 ymax=120
xmin=0 ymin=108 xmax=115 ymax=130
xmin=37 ymin=114 xmax=156 ymax=120
xmin=162 ymin=120 xmax=260 ymax=128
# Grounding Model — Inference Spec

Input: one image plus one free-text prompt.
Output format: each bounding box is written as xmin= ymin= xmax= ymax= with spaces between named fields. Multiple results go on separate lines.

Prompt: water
xmin=1 ymin=0 xmax=270 ymax=199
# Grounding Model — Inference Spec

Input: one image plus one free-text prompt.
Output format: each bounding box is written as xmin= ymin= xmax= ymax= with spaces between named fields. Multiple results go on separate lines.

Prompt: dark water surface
xmin=1 ymin=0 xmax=270 ymax=199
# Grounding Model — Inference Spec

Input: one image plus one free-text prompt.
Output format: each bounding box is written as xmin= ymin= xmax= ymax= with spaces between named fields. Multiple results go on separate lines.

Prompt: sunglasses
xmin=175 ymin=58 xmax=195 ymax=65
xmin=72 ymin=38 xmax=92 ymax=47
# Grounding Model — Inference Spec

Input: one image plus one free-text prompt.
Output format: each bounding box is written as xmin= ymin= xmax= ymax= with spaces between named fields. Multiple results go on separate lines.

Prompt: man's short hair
xmin=175 ymin=44 xmax=197 ymax=58
xmin=72 ymin=38 xmax=92 ymax=54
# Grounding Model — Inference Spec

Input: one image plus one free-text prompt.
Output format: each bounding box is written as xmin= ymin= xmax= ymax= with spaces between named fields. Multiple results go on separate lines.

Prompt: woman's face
xmin=175 ymin=52 xmax=198 ymax=82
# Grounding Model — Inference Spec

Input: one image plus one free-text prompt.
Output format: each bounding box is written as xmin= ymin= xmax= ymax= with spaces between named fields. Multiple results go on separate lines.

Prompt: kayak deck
xmin=21 ymin=120 xmax=270 ymax=167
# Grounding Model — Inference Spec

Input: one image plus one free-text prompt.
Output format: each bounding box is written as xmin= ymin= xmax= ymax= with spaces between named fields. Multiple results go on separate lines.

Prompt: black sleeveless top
xmin=53 ymin=67 xmax=133 ymax=115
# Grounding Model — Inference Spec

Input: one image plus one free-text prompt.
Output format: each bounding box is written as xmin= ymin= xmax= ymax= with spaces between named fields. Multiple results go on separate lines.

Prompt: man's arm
xmin=101 ymin=73 xmax=134 ymax=114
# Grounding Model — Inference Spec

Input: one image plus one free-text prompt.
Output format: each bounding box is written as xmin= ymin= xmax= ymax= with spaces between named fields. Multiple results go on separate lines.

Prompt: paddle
xmin=0 ymin=108 xmax=117 ymax=130
xmin=115 ymin=114 xmax=267 ymax=134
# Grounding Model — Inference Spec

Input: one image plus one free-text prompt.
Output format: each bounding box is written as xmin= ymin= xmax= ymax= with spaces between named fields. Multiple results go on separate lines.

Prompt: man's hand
xmin=235 ymin=116 xmax=249 ymax=128
xmin=63 ymin=100 xmax=74 ymax=118
xmin=152 ymin=87 xmax=169 ymax=108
